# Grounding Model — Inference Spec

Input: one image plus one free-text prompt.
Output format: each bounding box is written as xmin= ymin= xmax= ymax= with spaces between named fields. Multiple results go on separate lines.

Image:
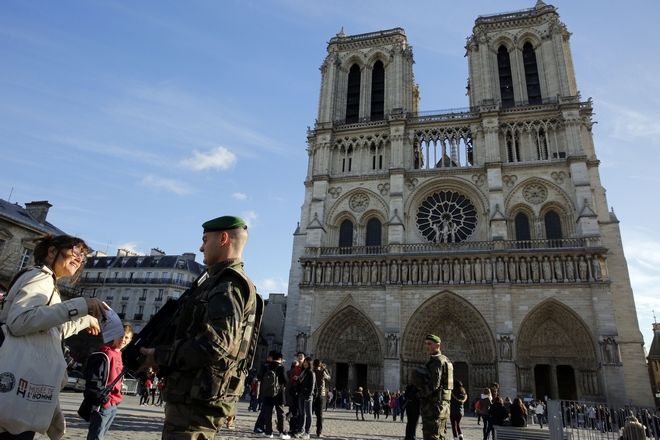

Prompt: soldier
xmin=418 ymin=334 xmax=453 ymax=440
xmin=140 ymin=215 xmax=262 ymax=440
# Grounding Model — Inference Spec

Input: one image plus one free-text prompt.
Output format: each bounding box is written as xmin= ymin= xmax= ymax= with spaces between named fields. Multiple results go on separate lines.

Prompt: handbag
xmin=0 ymin=323 xmax=67 ymax=434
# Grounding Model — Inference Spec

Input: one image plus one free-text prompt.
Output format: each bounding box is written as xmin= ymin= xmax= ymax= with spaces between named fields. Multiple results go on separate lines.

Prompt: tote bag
xmin=0 ymin=324 xmax=66 ymax=434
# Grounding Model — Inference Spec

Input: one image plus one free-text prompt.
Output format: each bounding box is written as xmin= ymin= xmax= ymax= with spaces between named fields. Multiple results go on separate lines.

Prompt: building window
xmin=536 ymin=128 xmax=549 ymax=160
xmin=497 ymin=45 xmax=514 ymax=108
xmin=339 ymin=219 xmax=354 ymax=249
xmin=18 ymin=248 xmax=33 ymax=270
xmin=506 ymin=131 xmax=520 ymax=162
xmin=365 ymin=218 xmax=382 ymax=248
xmin=545 ymin=210 xmax=563 ymax=241
xmin=515 ymin=213 xmax=532 ymax=241
xmin=345 ymin=64 xmax=361 ymax=123
xmin=0 ymin=239 xmax=5 ymax=257
xmin=370 ymin=144 xmax=383 ymax=170
xmin=340 ymin=146 xmax=353 ymax=173
xmin=157 ymin=289 xmax=164 ymax=300
xmin=523 ymin=42 xmax=541 ymax=105
xmin=370 ymin=60 xmax=385 ymax=120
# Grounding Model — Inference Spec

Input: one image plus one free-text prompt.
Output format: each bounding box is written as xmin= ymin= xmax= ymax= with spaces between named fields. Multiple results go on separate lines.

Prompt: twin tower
xmin=282 ymin=2 xmax=653 ymax=407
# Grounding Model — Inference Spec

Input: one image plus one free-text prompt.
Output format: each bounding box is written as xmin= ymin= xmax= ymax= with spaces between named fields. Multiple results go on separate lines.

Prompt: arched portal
xmin=400 ymin=292 xmax=497 ymax=396
xmin=516 ymin=300 xmax=600 ymax=401
xmin=315 ymin=306 xmax=383 ymax=392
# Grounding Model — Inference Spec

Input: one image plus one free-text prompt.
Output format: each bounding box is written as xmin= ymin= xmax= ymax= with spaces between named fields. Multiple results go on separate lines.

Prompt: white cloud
xmin=256 ymin=277 xmax=288 ymax=294
xmin=241 ymin=210 xmax=258 ymax=228
xmin=141 ymin=175 xmax=191 ymax=195
xmin=180 ymin=146 xmax=236 ymax=171
xmin=600 ymin=101 xmax=660 ymax=141
xmin=232 ymin=192 xmax=247 ymax=201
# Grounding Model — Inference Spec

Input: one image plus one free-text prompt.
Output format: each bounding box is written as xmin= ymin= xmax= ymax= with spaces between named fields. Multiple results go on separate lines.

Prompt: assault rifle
xmin=121 ymin=272 xmax=208 ymax=372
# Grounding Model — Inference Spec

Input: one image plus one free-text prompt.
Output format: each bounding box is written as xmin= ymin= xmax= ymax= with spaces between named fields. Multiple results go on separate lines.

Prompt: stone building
xmin=0 ymin=199 xmax=65 ymax=291
xmin=282 ymin=2 xmax=653 ymax=408
xmin=648 ymin=322 xmax=660 ymax=408
xmin=78 ymin=248 xmax=204 ymax=332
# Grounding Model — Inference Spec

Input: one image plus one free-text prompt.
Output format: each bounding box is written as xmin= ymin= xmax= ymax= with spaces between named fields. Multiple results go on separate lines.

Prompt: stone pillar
xmin=383 ymin=358 xmax=401 ymax=391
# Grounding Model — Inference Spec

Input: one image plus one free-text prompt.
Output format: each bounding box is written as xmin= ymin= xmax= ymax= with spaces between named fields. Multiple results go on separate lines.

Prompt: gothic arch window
xmin=346 ymin=64 xmax=361 ymax=124
xmin=339 ymin=219 xmax=354 ymax=248
xmin=523 ymin=42 xmax=542 ymax=105
xmin=536 ymin=128 xmax=549 ymax=160
xmin=515 ymin=212 xmax=532 ymax=241
xmin=370 ymin=60 xmax=385 ymax=121
xmin=370 ymin=143 xmax=383 ymax=170
xmin=506 ymin=130 xmax=520 ymax=162
xmin=544 ymin=210 xmax=563 ymax=241
xmin=365 ymin=218 xmax=382 ymax=248
xmin=340 ymin=145 xmax=353 ymax=173
xmin=497 ymin=45 xmax=514 ymax=108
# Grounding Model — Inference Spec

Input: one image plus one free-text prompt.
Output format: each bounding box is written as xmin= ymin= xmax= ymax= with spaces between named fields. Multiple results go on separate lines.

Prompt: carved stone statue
xmin=362 ymin=262 xmax=369 ymax=285
xmin=421 ymin=260 xmax=429 ymax=283
xmin=530 ymin=257 xmax=540 ymax=282
xmin=371 ymin=261 xmax=379 ymax=285
xmin=442 ymin=259 xmax=450 ymax=283
xmin=565 ymin=256 xmax=575 ymax=281
xmin=508 ymin=257 xmax=517 ymax=282
xmin=324 ymin=262 xmax=332 ymax=284
xmin=352 ymin=262 xmax=360 ymax=285
xmin=315 ymin=263 xmax=323 ymax=285
xmin=495 ymin=257 xmax=505 ymax=282
xmin=499 ymin=335 xmax=513 ymax=360
xmin=390 ymin=260 xmax=399 ymax=284
xmin=474 ymin=258 xmax=482 ymax=283
xmin=432 ymin=260 xmax=440 ymax=283
xmin=591 ymin=257 xmax=602 ymax=280
xmin=401 ymin=260 xmax=409 ymax=284
xmin=296 ymin=332 xmax=308 ymax=353
xmin=578 ymin=256 xmax=588 ymax=280
xmin=463 ymin=259 xmax=472 ymax=283
xmin=333 ymin=262 xmax=341 ymax=284
xmin=342 ymin=262 xmax=350 ymax=285
xmin=518 ymin=258 xmax=528 ymax=282
xmin=553 ymin=257 xmax=563 ymax=281
xmin=453 ymin=259 xmax=462 ymax=283
xmin=411 ymin=261 xmax=419 ymax=284
xmin=386 ymin=333 xmax=399 ymax=358
xmin=484 ymin=258 xmax=493 ymax=282
xmin=304 ymin=262 xmax=312 ymax=284
xmin=542 ymin=256 xmax=552 ymax=282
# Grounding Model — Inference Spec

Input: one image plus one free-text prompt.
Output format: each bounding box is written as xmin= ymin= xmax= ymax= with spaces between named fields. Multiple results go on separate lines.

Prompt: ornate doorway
xmin=314 ymin=305 xmax=383 ymax=391
xmin=400 ymin=292 xmax=496 ymax=396
xmin=516 ymin=299 xmax=599 ymax=401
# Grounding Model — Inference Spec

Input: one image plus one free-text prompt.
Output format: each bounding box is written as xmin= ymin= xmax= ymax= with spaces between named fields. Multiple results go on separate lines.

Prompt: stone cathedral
xmin=282 ymin=2 xmax=653 ymax=408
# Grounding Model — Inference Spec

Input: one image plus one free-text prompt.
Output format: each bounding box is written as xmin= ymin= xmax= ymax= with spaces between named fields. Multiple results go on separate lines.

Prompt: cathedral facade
xmin=282 ymin=2 xmax=653 ymax=408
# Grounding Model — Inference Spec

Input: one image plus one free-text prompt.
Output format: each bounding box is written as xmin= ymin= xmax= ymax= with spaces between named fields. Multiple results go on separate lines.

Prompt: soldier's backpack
xmin=261 ymin=368 xmax=279 ymax=398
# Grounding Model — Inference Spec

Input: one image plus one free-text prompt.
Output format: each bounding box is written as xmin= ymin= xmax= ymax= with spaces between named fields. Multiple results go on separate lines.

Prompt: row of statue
xmin=302 ymin=254 xmax=606 ymax=286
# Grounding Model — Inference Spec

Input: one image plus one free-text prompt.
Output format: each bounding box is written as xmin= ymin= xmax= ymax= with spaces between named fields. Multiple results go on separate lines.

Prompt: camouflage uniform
xmin=418 ymin=353 xmax=453 ymax=440
xmin=155 ymin=259 xmax=259 ymax=440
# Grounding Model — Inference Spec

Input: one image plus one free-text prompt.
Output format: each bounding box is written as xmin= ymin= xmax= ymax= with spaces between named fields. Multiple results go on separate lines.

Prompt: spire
xmin=336 ymin=27 xmax=346 ymax=38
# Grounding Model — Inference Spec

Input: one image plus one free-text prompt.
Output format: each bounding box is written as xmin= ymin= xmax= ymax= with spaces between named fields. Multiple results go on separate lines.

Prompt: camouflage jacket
xmin=419 ymin=352 xmax=453 ymax=402
xmin=155 ymin=259 xmax=259 ymax=409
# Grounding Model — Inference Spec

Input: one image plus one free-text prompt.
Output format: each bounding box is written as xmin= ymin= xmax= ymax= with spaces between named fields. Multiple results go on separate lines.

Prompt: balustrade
xmin=300 ymin=252 xmax=606 ymax=287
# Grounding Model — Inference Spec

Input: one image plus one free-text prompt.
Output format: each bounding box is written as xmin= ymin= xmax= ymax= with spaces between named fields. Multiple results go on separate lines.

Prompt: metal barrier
xmin=548 ymin=400 xmax=660 ymax=440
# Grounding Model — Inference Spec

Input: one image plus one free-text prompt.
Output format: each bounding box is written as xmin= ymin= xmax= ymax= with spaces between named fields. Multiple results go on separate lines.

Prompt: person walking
xmin=477 ymin=388 xmax=493 ymax=440
xmin=139 ymin=215 xmax=262 ymax=440
xmin=450 ymin=380 xmax=467 ymax=440
xmin=353 ymin=387 xmax=365 ymax=421
xmin=0 ymin=234 xmax=106 ymax=439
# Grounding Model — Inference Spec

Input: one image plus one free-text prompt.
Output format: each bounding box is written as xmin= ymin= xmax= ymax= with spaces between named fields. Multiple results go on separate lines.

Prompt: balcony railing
xmin=133 ymin=314 xmax=143 ymax=321
xmin=305 ymin=238 xmax=600 ymax=258
xmin=117 ymin=313 xmax=125 ymax=319
xmin=138 ymin=296 xmax=147 ymax=302
xmin=80 ymin=277 xmax=192 ymax=287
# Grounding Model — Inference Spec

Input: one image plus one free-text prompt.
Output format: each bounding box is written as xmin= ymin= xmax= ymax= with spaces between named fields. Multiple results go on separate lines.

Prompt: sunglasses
xmin=70 ymin=245 xmax=87 ymax=260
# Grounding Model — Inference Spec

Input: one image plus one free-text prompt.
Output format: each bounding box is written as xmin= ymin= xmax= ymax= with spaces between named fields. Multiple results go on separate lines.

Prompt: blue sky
xmin=2 ymin=1 xmax=659 ymax=350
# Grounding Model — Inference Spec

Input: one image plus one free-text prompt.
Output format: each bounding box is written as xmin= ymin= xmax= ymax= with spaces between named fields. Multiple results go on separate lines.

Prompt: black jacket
xmin=298 ymin=368 xmax=316 ymax=400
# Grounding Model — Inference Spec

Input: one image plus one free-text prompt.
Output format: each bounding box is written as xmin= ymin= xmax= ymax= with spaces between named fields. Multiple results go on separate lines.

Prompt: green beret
xmin=425 ymin=334 xmax=441 ymax=343
xmin=202 ymin=215 xmax=247 ymax=232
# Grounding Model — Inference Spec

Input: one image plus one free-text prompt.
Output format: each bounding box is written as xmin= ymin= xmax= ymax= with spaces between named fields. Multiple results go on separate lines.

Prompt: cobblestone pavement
xmin=43 ymin=392 xmax=527 ymax=440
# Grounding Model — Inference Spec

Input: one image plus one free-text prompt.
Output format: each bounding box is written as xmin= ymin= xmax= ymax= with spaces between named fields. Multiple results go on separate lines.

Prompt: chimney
xmin=181 ymin=252 xmax=196 ymax=262
xmin=25 ymin=201 xmax=52 ymax=224
xmin=150 ymin=248 xmax=165 ymax=256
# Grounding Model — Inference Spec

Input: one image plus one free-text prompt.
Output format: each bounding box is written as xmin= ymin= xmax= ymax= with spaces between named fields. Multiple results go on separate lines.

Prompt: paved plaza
xmin=44 ymin=391 xmax=501 ymax=440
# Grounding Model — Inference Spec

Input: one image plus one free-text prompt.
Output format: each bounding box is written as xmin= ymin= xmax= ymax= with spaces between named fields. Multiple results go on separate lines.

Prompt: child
xmin=84 ymin=324 xmax=133 ymax=440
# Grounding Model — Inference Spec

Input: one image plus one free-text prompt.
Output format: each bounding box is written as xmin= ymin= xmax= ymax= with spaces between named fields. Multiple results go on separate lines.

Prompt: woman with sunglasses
xmin=0 ymin=234 xmax=107 ymax=440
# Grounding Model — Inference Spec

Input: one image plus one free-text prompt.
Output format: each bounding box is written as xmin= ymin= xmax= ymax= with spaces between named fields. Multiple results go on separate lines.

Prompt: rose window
xmin=416 ymin=191 xmax=477 ymax=243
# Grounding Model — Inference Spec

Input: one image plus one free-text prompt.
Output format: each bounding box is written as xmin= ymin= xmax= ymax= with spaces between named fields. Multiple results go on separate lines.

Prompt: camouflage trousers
xmin=420 ymin=399 xmax=450 ymax=440
xmin=162 ymin=402 xmax=230 ymax=440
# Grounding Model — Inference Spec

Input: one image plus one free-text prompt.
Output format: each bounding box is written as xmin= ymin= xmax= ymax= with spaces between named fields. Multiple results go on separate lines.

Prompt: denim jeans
xmin=298 ymin=397 xmax=313 ymax=434
xmin=87 ymin=405 xmax=118 ymax=440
